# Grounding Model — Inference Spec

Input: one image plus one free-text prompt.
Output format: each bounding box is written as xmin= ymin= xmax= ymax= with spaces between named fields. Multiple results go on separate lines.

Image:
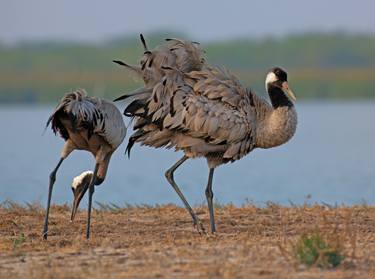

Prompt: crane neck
xmin=254 ymin=86 xmax=297 ymax=149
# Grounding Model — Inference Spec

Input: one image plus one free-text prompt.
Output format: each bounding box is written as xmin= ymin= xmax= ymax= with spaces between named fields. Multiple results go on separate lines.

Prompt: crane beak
xmin=281 ymin=81 xmax=297 ymax=102
xmin=71 ymin=184 xmax=88 ymax=221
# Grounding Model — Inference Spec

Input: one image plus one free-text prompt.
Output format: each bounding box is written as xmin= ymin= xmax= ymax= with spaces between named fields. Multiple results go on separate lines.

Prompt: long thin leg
xmin=205 ymin=168 xmax=216 ymax=234
xmin=86 ymin=163 xmax=99 ymax=239
xmin=43 ymin=157 xmax=64 ymax=239
xmin=165 ymin=156 xmax=205 ymax=233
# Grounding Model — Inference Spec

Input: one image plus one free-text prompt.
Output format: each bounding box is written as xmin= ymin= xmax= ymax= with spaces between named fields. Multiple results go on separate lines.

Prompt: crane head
xmin=70 ymin=171 xmax=93 ymax=221
xmin=265 ymin=67 xmax=296 ymax=102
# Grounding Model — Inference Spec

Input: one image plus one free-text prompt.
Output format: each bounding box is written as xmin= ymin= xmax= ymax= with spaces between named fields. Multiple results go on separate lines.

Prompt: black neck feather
xmin=267 ymin=85 xmax=293 ymax=109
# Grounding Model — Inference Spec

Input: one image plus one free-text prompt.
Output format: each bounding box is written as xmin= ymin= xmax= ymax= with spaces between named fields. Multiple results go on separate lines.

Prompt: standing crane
xmin=114 ymin=35 xmax=297 ymax=234
xmin=43 ymin=89 xmax=126 ymax=239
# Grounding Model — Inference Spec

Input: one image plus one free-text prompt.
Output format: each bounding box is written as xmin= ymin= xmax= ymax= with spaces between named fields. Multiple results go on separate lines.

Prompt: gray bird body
xmin=47 ymin=89 xmax=126 ymax=178
xmin=43 ymin=89 xmax=126 ymax=239
xmin=116 ymin=40 xmax=297 ymax=168
xmin=114 ymin=35 xmax=297 ymax=233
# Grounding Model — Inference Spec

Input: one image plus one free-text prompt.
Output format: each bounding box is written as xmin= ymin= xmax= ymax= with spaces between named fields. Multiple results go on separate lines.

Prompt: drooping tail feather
xmin=113 ymin=35 xmax=208 ymax=156
xmin=46 ymin=89 xmax=101 ymax=140
xmin=125 ymin=129 xmax=146 ymax=157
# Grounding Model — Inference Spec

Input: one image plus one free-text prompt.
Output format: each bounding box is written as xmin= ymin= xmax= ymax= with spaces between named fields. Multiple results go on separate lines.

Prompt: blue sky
xmin=1 ymin=0 xmax=375 ymax=43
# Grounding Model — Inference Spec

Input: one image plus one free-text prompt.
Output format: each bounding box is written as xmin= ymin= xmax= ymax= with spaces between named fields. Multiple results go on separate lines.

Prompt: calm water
xmin=0 ymin=102 xmax=374 ymax=207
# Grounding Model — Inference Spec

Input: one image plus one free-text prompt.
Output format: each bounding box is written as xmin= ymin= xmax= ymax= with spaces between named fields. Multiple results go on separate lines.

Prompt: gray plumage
xmin=47 ymin=89 xmax=126 ymax=151
xmin=43 ymin=89 xmax=126 ymax=239
xmin=114 ymin=35 xmax=297 ymax=233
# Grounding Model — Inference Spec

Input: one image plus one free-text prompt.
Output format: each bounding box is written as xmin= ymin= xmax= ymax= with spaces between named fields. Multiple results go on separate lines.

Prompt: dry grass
xmin=0 ymin=203 xmax=375 ymax=278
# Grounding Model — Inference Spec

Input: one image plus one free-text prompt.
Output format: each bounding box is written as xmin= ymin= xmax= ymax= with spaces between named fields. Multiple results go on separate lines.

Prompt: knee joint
xmin=165 ymin=170 xmax=173 ymax=182
xmin=205 ymin=188 xmax=213 ymax=199
xmin=49 ymin=172 xmax=56 ymax=182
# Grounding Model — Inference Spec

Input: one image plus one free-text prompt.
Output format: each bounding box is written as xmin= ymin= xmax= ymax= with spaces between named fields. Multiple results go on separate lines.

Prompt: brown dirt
xmin=0 ymin=203 xmax=375 ymax=278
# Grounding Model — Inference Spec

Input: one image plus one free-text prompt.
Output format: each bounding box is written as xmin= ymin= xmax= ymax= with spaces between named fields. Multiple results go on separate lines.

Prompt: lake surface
xmin=0 ymin=102 xmax=374 ymax=207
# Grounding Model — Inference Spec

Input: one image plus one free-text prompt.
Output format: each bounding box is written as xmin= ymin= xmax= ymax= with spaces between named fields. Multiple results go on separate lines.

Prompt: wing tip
xmin=140 ymin=34 xmax=148 ymax=51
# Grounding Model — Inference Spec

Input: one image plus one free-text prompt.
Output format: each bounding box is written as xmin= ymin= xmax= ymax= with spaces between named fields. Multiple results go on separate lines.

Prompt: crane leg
xmin=165 ymin=156 xmax=205 ymax=234
xmin=86 ymin=163 xmax=99 ymax=239
xmin=43 ymin=157 xmax=64 ymax=240
xmin=205 ymin=168 xmax=216 ymax=234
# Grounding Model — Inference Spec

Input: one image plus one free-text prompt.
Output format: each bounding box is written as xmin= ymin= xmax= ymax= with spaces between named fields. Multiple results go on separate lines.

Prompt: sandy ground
xmin=0 ymin=203 xmax=375 ymax=278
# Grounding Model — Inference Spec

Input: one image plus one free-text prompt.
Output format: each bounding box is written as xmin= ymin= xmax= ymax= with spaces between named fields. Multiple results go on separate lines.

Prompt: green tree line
xmin=0 ymin=32 xmax=374 ymax=103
